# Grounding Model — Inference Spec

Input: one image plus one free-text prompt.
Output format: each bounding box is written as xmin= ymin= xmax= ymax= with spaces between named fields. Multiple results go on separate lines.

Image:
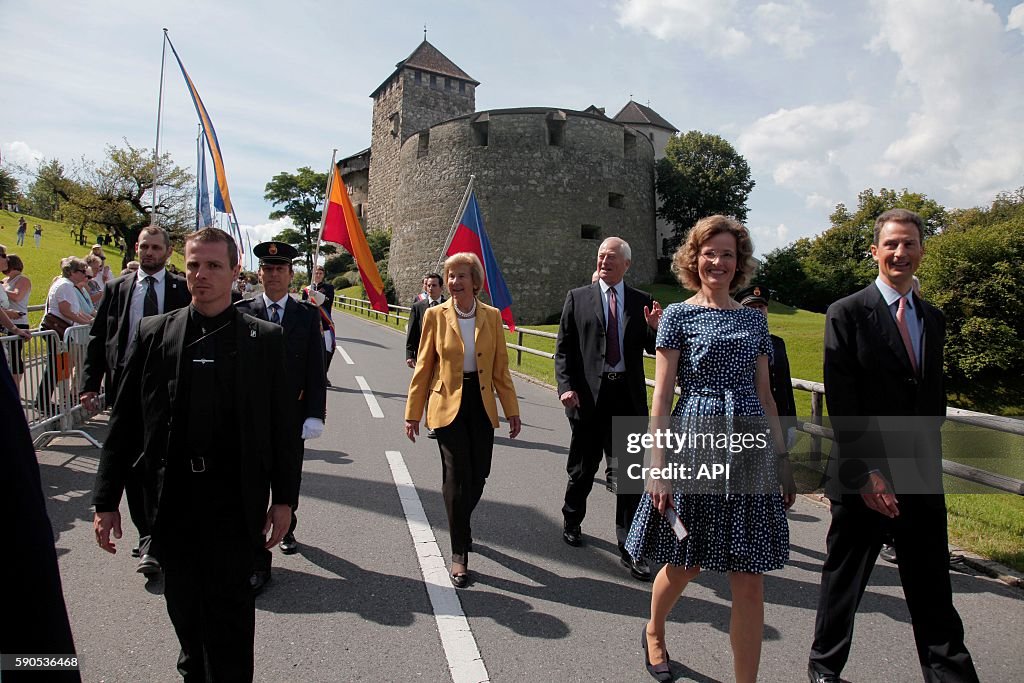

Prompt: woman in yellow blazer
xmin=405 ymin=252 xmax=521 ymax=588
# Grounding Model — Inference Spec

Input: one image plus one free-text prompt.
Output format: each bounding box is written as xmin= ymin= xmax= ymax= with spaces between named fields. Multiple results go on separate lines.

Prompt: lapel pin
xmin=250 ymin=328 xmax=257 ymax=338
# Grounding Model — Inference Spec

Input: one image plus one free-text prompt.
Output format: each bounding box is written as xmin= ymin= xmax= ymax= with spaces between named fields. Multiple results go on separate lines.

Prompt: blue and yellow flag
xmin=167 ymin=37 xmax=234 ymax=216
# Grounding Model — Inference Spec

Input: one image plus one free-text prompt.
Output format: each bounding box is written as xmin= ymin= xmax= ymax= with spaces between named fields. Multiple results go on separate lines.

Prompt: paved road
xmin=38 ymin=312 xmax=1023 ymax=682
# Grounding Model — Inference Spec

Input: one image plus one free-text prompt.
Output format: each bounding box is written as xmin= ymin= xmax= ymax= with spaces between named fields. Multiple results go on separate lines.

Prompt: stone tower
xmin=366 ymin=40 xmax=478 ymax=232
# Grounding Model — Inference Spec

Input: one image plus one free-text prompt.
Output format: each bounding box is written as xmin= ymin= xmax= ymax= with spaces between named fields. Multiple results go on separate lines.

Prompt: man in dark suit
xmin=81 ymin=225 xmax=190 ymax=575
xmin=237 ymin=241 xmax=326 ymax=594
xmin=555 ymin=236 xmax=661 ymax=581
xmin=405 ymin=272 xmax=445 ymax=439
xmin=807 ymin=209 xmax=978 ymax=683
xmin=302 ymin=264 xmax=336 ymax=386
xmin=93 ymin=228 xmax=298 ymax=682
xmin=738 ymin=284 xmax=797 ymax=446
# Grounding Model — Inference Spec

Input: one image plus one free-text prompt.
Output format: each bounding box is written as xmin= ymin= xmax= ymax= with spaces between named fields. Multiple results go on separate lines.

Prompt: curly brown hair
xmin=670 ymin=215 xmax=756 ymax=292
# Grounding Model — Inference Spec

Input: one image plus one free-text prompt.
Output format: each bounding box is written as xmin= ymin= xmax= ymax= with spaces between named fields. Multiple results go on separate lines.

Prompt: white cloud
xmin=753 ymin=2 xmax=816 ymax=58
xmin=1005 ymin=3 xmax=1024 ymax=33
xmin=616 ymin=0 xmax=751 ymax=56
xmin=750 ymin=222 xmax=791 ymax=254
xmin=239 ymin=218 xmax=294 ymax=247
xmin=1 ymin=141 xmax=45 ymax=168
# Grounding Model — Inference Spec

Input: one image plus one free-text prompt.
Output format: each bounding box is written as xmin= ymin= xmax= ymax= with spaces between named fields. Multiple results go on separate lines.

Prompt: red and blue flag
xmin=446 ymin=191 xmax=515 ymax=330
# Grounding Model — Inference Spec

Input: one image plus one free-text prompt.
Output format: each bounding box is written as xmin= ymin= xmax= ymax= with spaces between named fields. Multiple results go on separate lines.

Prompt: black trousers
xmin=254 ymin=434 xmax=303 ymax=573
xmin=561 ymin=376 xmax=641 ymax=545
xmin=125 ymin=465 xmax=153 ymax=555
xmin=809 ymin=495 xmax=978 ymax=682
xmin=435 ymin=374 xmax=493 ymax=566
xmin=160 ymin=476 xmax=255 ymax=683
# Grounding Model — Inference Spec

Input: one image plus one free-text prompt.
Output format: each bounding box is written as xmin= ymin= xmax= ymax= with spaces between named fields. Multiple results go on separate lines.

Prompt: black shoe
xmin=641 ymin=628 xmax=672 ymax=682
xmin=131 ymin=545 xmax=141 ymax=559
xmin=325 ymin=378 xmax=333 ymax=388
xmin=136 ymin=555 xmax=161 ymax=576
xmin=427 ymin=428 xmax=437 ymax=439
xmin=450 ymin=571 xmax=470 ymax=589
xmin=280 ymin=533 xmax=298 ymax=555
xmin=605 ymin=475 xmax=617 ymax=493
xmin=879 ymin=543 xmax=898 ymax=564
xmin=250 ymin=569 xmax=271 ymax=596
xmin=562 ymin=525 xmax=582 ymax=547
xmin=807 ymin=664 xmax=842 ymax=683
xmin=620 ymin=547 xmax=652 ymax=581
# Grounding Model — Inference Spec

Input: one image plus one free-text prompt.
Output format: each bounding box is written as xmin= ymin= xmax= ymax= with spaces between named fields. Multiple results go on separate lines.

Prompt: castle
xmin=339 ymin=40 xmax=677 ymax=323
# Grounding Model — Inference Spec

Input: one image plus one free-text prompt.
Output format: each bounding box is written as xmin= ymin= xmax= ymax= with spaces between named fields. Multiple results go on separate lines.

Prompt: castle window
xmin=459 ymin=81 xmax=466 ymax=94
xmin=623 ymin=130 xmax=637 ymax=159
xmin=417 ymin=131 xmax=430 ymax=158
xmin=608 ymin=192 xmax=625 ymax=209
xmin=547 ymin=118 xmax=566 ymax=147
xmin=389 ymin=112 xmax=400 ymax=138
xmin=472 ymin=116 xmax=489 ymax=146
xmin=356 ymin=203 xmax=363 ymax=218
xmin=430 ymin=74 xmax=437 ymax=88
xmin=445 ymin=77 xmax=453 ymax=90
xmin=414 ymin=71 xmax=422 ymax=84
xmin=581 ymin=224 xmax=601 ymax=240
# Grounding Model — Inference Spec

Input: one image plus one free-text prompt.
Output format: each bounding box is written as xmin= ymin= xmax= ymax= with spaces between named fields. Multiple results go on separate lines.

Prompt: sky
xmin=2 ymin=0 xmax=1023 ymax=257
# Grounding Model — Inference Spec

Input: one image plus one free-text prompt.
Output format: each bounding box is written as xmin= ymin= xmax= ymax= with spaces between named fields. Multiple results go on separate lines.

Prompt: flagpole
xmin=311 ymin=148 xmax=338 ymax=275
xmin=436 ymin=174 xmax=475 ymax=272
xmin=151 ymin=28 xmax=169 ymax=227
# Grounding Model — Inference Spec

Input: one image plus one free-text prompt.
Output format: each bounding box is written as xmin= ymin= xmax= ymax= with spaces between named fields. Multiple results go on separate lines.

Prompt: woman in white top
xmin=2 ymin=252 xmax=33 ymax=390
xmin=35 ymin=257 xmax=93 ymax=413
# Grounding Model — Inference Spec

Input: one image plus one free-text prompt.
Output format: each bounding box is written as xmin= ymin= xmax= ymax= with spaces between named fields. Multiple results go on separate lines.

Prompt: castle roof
xmin=370 ymin=40 xmax=478 ymax=98
xmin=612 ymin=100 xmax=678 ymax=132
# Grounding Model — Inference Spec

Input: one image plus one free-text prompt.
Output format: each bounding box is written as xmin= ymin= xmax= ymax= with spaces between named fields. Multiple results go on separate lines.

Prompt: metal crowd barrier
xmin=2 ymin=324 xmax=103 ymax=448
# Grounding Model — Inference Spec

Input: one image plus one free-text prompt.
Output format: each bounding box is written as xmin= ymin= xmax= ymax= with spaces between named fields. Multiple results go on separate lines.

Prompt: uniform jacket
xmin=92 ymin=307 xmax=300 ymax=546
xmin=405 ymin=299 xmax=519 ymax=429
xmin=235 ymin=296 xmax=326 ymax=425
xmin=822 ymin=283 xmax=946 ymax=500
xmin=554 ymin=282 xmax=656 ymax=421
xmin=82 ymin=271 xmax=190 ymax=402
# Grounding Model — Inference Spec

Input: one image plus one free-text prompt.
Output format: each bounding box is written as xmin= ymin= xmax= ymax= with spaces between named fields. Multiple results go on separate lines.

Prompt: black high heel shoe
xmin=641 ymin=628 xmax=673 ymax=682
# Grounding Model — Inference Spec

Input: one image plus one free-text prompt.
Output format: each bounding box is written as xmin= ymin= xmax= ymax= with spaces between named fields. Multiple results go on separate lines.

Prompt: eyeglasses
xmin=700 ymin=249 xmax=736 ymax=261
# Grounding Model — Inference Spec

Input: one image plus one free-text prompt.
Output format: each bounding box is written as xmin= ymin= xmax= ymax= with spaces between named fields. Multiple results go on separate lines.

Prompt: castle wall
xmin=367 ymin=70 xmax=475 ymax=233
xmin=390 ymin=110 xmax=656 ymax=323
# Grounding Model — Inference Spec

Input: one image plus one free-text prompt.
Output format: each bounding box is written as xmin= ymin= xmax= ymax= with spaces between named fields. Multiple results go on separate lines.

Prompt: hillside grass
xmin=1 ymin=210 xmax=184 ymax=328
xmin=335 ymin=281 xmax=1024 ymax=571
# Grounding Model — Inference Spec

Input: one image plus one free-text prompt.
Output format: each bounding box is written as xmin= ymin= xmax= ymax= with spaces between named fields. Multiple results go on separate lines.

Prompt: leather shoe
xmin=562 ymin=525 xmax=582 ymax=547
xmin=427 ymin=428 xmax=437 ymax=439
xmin=621 ymin=547 xmax=652 ymax=581
xmin=450 ymin=571 xmax=470 ymax=589
xmin=250 ymin=569 xmax=271 ymax=596
xmin=641 ymin=628 xmax=672 ymax=682
xmin=136 ymin=555 xmax=161 ymax=576
xmin=879 ymin=543 xmax=898 ymax=564
xmin=605 ymin=474 xmax=617 ymax=493
xmin=130 ymin=545 xmax=141 ymax=559
xmin=280 ymin=532 xmax=298 ymax=555
xmin=807 ymin=664 xmax=841 ymax=683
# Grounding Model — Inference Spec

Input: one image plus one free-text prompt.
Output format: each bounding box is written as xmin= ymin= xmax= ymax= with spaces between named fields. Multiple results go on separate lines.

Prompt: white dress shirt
xmin=875 ymin=276 xmax=923 ymax=369
xmin=599 ymin=279 xmax=626 ymax=373
xmin=262 ymin=293 xmax=290 ymax=324
xmin=127 ymin=268 xmax=168 ymax=354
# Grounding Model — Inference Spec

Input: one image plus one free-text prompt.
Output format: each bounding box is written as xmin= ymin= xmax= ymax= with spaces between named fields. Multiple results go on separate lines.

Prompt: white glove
xmin=306 ymin=287 xmax=326 ymax=306
xmin=301 ymin=417 xmax=324 ymax=440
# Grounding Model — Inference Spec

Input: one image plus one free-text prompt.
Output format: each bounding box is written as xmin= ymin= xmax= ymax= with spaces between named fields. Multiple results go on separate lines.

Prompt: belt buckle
xmin=606 ymin=372 xmax=621 ymax=381
xmin=190 ymin=457 xmax=206 ymax=473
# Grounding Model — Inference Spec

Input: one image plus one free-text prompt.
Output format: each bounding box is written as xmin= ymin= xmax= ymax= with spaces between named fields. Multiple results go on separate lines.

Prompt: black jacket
xmin=405 ymin=296 xmax=446 ymax=361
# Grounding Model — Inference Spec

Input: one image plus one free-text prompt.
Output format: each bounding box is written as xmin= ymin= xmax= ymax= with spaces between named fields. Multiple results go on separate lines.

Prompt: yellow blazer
xmin=405 ymin=299 xmax=520 ymax=430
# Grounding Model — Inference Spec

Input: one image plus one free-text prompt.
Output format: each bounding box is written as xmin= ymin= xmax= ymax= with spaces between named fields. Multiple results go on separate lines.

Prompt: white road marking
xmin=386 ymin=450 xmax=489 ymax=683
xmin=335 ymin=344 xmax=354 ymax=365
xmin=354 ymin=375 xmax=384 ymax=418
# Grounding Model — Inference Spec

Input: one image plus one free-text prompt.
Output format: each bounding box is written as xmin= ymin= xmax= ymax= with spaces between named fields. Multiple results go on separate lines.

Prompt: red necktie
xmin=606 ymin=287 xmax=621 ymax=367
xmin=896 ymin=296 xmax=917 ymax=373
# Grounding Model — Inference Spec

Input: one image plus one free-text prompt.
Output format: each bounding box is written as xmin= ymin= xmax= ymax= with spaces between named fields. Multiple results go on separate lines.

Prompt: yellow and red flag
xmin=321 ymin=165 xmax=388 ymax=312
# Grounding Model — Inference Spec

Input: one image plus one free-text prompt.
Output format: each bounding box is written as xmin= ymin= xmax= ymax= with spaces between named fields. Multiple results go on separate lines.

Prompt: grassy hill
xmin=1 ymin=210 xmax=185 ymax=327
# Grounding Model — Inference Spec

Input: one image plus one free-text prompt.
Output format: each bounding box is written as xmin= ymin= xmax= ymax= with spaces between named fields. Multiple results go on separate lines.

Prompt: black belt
xmin=602 ymin=371 xmax=626 ymax=381
xmin=463 ymin=372 xmax=479 ymax=382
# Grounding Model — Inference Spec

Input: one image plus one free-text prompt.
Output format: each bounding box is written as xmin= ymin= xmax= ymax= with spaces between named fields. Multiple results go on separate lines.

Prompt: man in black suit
xmin=738 ymin=284 xmax=798 ymax=446
xmin=93 ymin=228 xmax=298 ymax=682
xmin=302 ymin=264 xmax=335 ymax=386
xmin=555 ymin=236 xmax=661 ymax=581
xmin=82 ymin=225 xmax=190 ymax=575
xmin=807 ymin=209 xmax=978 ymax=683
xmin=405 ymin=272 xmax=445 ymax=438
xmin=237 ymin=241 xmax=326 ymax=594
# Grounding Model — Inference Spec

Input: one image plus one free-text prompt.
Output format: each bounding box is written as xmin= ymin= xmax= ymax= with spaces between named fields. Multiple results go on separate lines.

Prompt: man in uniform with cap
xmin=237 ymin=241 xmax=326 ymax=594
xmin=737 ymin=284 xmax=797 ymax=447
xmin=302 ymin=264 xmax=336 ymax=387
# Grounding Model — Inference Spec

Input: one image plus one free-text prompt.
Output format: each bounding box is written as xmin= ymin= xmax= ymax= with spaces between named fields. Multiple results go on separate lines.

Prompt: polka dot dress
xmin=623 ymin=303 xmax=790 ymax=574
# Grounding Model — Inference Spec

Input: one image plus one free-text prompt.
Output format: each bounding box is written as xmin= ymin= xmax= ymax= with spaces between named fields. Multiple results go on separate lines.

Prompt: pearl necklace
xmin=453 ymin=298 xmax=477 ymax=319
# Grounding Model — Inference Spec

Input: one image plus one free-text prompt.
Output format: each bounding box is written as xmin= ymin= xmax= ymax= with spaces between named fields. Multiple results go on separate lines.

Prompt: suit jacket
xmin=822 ymin=283 xmax=946 ymax=500
xmin=82 ymin=271 xmax=190 ymax=402
xmin=92 ymin=307 xmax=300 ymax=546
xmin=554 ymin=282 xmax=656 ymax=421
xmin=770 ymin=334 xmax=797 ymax=433
xmin=235 ymin=295 xmax=326 ymax=425
xmin=405 ymin=299 xmax=519 ymax=430
xmin=405 ymin=296 xmax=447 ymax=361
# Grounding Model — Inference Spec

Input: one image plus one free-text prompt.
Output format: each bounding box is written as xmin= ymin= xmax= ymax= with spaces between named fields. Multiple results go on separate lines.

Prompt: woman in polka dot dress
xmin=626 ymin=215 xmax=797 ymax=683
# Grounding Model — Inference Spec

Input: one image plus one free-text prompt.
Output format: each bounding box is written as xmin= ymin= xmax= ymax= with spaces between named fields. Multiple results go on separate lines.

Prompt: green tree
xmin=23 ymin=159 xmax=67 ymax=219
xmin=0 ymin=168 xmax=20 ymax=209
xmin=655 ymin=130 xmax=755 ymax=250
xmin=755 ymin=238 xmax=811 ymax=307
xmin=264 ymin=166 xmax=335 ymax=275
xmin=918 ymin=190 xmax=1024 ymax=411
